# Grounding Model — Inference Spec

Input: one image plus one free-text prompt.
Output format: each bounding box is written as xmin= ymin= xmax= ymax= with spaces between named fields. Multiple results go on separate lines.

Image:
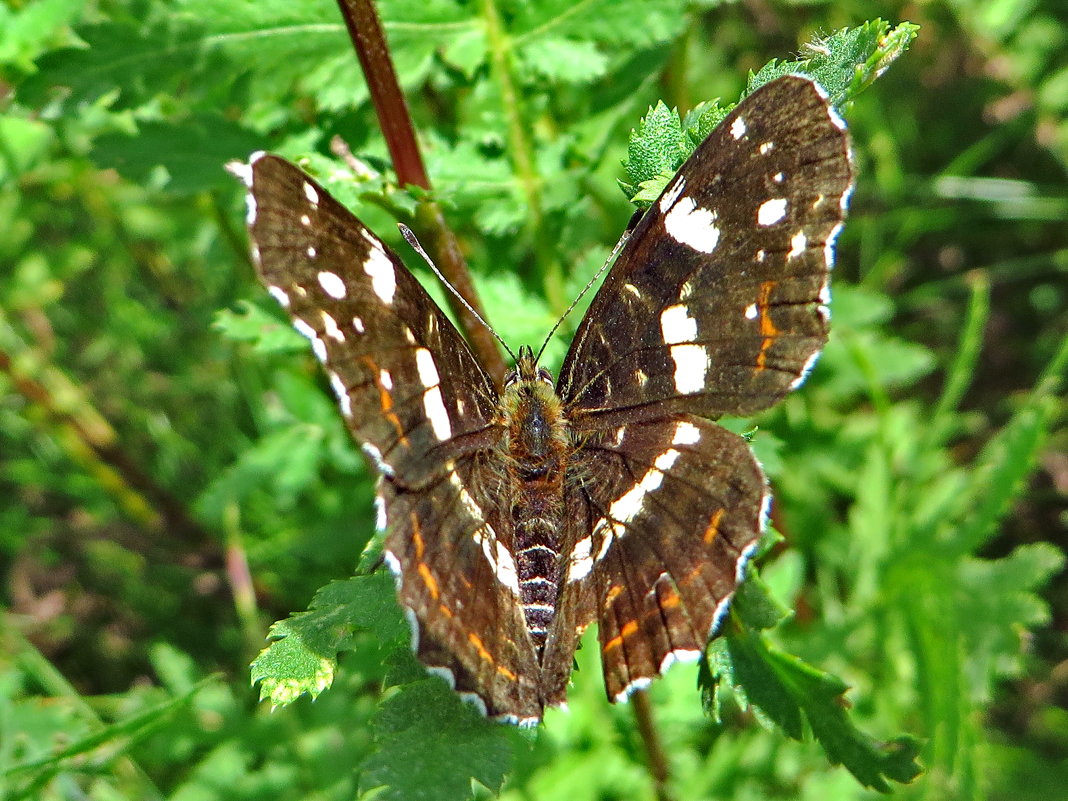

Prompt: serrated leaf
xmin=714 ymin=630 xmax=922 ymax=791
xmin=748 ymin=20 xmax=919 ymax=107
xmin=251 ymin=574 xmax=408 ymax=707
xmin=361 ymin=679 xmax=513 ymax=801
xmin=622 ymin=101 xmax=686 ymax=201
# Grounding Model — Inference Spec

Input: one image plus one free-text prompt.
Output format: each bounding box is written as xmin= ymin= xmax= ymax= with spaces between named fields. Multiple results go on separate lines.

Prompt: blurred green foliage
xmin=1 ymin=1 xmax=1065 ymax=800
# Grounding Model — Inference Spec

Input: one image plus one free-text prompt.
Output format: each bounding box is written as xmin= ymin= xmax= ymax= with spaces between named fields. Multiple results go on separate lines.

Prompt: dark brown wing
xmin=235 ymin=152 xmax=499 ymax=485
xmin=234 ymin=154 xmax=544 ymax=721
xmin=557 ymin=416 xmax=766 ymax=701
xmin=558 ymin=76 xmax=853 ymax=426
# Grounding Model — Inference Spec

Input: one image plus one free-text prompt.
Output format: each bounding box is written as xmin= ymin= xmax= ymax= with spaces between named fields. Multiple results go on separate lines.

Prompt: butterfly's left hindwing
xmin=560 ymin=415 xmax=766 ymax=700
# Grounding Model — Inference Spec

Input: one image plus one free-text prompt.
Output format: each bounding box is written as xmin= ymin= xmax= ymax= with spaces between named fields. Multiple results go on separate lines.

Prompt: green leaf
xmin=748 ymin=20 xmax=920 ymax=107
xmin=213 ymin=301 xmax=306 ymax=354
xmin=361 ymin=679 xmax=514 ymax=801
xmin=18 ymin=19 xmax=206 ymax=110
xmin=251 ymin=574 xmax=408 ymax=707
xmin=91 ymin=115 xmax=262 ymax=194
xmin=949 ymin=335 xmax=1067 ymax=553
xmin=516 ymin=38 xmax=610 ymax=85
xmin=620 ymin=100 xmax=685 ymax=200
xmin=714 ymin=629 xmax=923 ymax=792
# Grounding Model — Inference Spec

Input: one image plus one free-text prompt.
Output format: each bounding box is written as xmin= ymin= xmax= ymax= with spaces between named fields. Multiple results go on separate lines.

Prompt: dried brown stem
xmin=335 ymin=0 xmax=507 ymax=382
xmin=632 ymin=689 xmax=677 ymax=801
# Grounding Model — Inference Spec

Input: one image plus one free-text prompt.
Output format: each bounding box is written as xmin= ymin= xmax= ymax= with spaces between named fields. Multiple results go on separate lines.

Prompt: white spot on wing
xmin=362 ymin=442 xmax=393 ymax=476
xmin=787 ymin=230 xmax=808 ymax=260
xmin=364 ymin=247 xmax=396 ymax=304
xmin=789 ymin=350 xmax=822 ymax=390
xmin=672 ymin=420 xmax=701 ymax=445
xmin=669 ymin=343 xmax=709 ymax=394
xmin=320 ymin=310 xmax=345 ymax=342
xmin=660 ymin=649 xmax=702 ymax=673
xmin=423 ymin=386 xmax=452 ymax=440
xmin=615 ymin=676 xmax=652 ymax=703
xmin=415 ymin=348 xmax=440 ymax=388
xmin=459 ymin=692 xmax=488 ymax=716
xmin=383 ymin=548 xmax=401 ymax=584
xmin=745 ymin=303 xmax=758 ymax=320
xmin=730 ymin=116 xmax=747 ymax=139
xmin=567 ymin=536 xmax=594 ymax=582
xmin=660 ymin=304 xmax=698 ymax=344
xmin=772 ymin=171 xmax=784 ymax=183
xmin=658 ymin=175 xmax=687 ymax=213
xmin=379 ymin=369 xmax=392 ymax=391
xmin=227 ymin=159 xmax=253 ymax=186
xmin=427 ymin=665 xmax=456 ymax=689
xmin=352 ymin=316 xmax=365 ymax=333
xmin=292 ymin=318 xmax=327 ymax=363
xmin=757 ymin=198 xmax=788 ymax=226
xmin=825 ymin=220 xmax=845 ymax=267
xmin=300 ymin=214 xmax=311 ymax=227
xmin=609 ymin=448 xmax=681 ymax=523
xmin=303 ymin=181 xmax=319 ymax=205
xmin=664 ymin=197 xmax=720 ymax=253
xmin=317 ymin=271 xmax=347 ymax=299
xmin=494 ymin=541 xmax=520 ymax=593
xmin=307 ymin=245 xmax=317 ymax=258
xmin=328 ymin=370 xmax=352 ymax=416
xmin=375 ymin=494 xmax=387 ymax=532
xmin=759 ymin=141 xmax=775 ymax=155
xmin=267 ymin=285 xmax=290 ymax=308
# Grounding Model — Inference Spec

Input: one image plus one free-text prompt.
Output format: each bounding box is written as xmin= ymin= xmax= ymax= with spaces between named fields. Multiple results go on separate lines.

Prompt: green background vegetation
xmin=1 ymin=1 xmax=1065 ymax=799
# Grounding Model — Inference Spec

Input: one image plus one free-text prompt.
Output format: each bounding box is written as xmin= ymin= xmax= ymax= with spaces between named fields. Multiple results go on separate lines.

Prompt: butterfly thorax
xmin=500 ymin=346 xmax=570 ymax=659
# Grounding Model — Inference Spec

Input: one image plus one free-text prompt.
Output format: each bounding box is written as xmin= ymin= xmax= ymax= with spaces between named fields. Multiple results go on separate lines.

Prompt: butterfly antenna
xmin=534 ymin=225 xmax=635 ymax=364
xmin=398 ymin=224 xmax=517 ymax=363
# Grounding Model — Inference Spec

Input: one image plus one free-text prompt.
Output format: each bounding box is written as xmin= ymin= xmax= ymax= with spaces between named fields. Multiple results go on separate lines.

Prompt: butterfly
xmin=231 ymin=75 xmax=852 ymax=724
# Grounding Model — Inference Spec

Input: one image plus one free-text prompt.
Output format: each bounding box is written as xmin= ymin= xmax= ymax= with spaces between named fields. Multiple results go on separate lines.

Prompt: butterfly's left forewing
xmin=558 ymin=76 xmax=852 ymax=425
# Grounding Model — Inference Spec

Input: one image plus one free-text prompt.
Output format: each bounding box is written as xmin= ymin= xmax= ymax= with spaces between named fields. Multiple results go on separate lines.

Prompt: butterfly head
xmin=505 ymin=344 xmax=554 ymax=389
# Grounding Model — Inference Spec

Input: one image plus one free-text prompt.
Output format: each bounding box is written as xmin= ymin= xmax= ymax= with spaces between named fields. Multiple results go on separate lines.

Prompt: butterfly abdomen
xmin=502 ymin=373 xmax=570 ymax=659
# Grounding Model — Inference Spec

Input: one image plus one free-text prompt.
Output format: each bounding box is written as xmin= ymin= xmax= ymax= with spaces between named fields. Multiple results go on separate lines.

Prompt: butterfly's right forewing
xmin=237 ymin=153 xmax=499 ymax=484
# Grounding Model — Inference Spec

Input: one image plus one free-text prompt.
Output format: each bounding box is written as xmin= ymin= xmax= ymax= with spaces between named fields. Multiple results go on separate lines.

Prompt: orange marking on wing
xmin=468 ymin=632 xmax=494 ymax=663
xmin=703 ymin=508 xmax=725 ymax=545
xmin=605 ymin=585 xmax=624 ymax=605
xmin=411 ymin=513 xmax=425 ymax=559
xmin=604 ymin=634 xmax=624 ymax=653
xmin=438 ymin=603 xmax=454 ymax=618
xmin=418 ymin=562 xmax=440 ymax=600
xmin=621 ymin=620 xmax=639 ymax=638
xmin=755 ymin=280 xmax=779 ymax=370
xmin=361 ymin=355 xmax=410 ymax=445
xmin=659 ymin=588 xmax=682 ymax=610
xmin=496 ymin=664 xmax=517 ymax=680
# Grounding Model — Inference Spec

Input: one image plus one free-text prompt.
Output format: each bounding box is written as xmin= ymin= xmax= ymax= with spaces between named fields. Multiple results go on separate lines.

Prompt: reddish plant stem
xmin=335 ymin=0 xmax=507 ymax=383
